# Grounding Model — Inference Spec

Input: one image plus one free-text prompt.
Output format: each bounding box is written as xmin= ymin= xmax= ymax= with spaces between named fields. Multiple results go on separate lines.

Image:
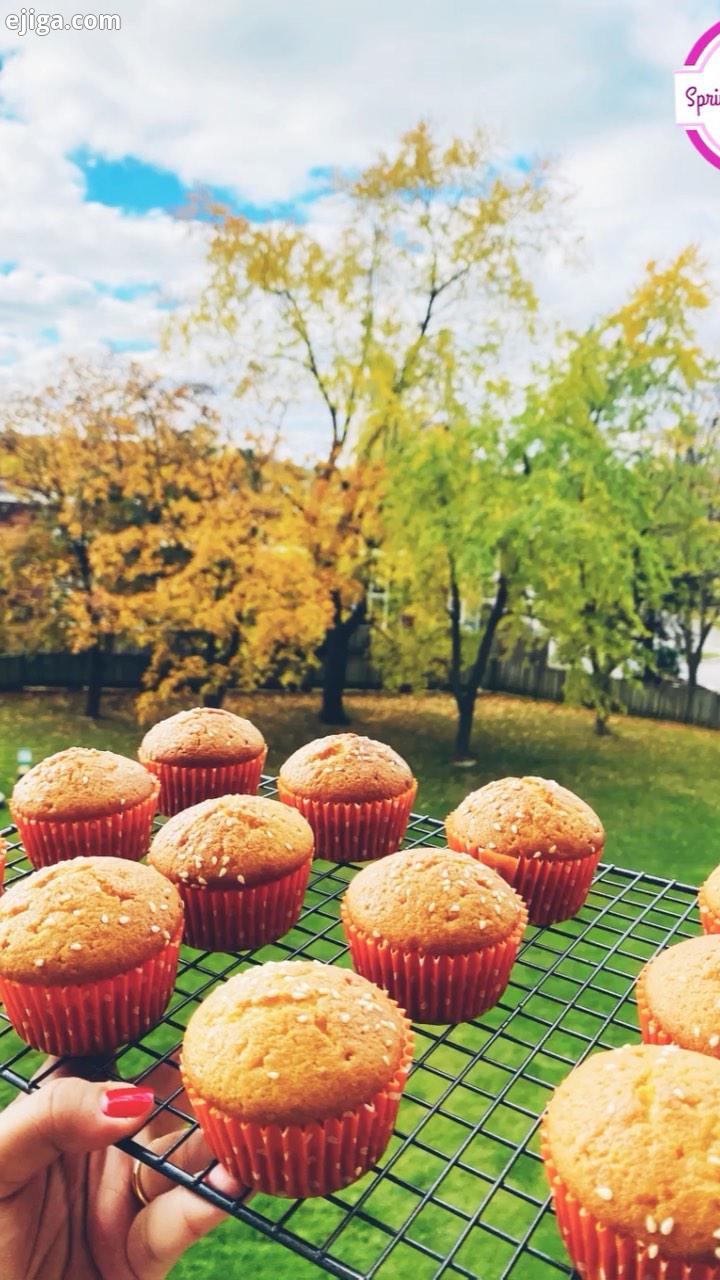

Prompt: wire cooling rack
xmin=0 ymin=777 xmax=702 ymax=1280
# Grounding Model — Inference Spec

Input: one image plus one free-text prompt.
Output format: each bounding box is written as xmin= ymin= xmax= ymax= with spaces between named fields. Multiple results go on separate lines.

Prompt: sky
xmin=0 ymin=0 xmax=718 ymax=416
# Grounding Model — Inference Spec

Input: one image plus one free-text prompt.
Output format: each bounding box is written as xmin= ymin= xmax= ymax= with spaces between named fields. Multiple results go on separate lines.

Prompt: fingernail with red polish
xmin=101 ymin=1086 xmax=155 ymax=1118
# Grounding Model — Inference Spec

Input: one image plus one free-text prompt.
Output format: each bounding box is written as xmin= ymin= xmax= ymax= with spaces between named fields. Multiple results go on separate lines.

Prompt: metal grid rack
xmin=0 ymin=777 xmax=701 ymax=1280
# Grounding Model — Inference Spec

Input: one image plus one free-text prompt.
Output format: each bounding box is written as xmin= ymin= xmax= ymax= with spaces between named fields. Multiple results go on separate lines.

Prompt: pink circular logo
xmin=675 ymin=21 xmax=720 ymax=169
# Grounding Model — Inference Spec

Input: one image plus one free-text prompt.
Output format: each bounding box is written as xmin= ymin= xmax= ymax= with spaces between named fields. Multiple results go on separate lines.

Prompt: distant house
xmin=0 ymin=486 xmax=34 ymax=527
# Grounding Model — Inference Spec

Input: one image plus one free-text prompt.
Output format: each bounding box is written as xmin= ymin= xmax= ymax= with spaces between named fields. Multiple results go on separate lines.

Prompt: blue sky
xmin=0 ymin=0 xmax=717 ymax=382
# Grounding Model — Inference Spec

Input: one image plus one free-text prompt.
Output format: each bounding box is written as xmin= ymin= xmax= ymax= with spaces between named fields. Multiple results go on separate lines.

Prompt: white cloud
xmin=0 ymin=0 xmax=718 ymax=414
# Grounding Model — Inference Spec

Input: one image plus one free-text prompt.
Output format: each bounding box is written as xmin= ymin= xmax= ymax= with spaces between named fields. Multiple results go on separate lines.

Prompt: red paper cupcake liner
xmin=341 ymin=906 xmax=527 ymax=1023
xmin=12 ymin=787 xmax=160 ymax=869
xmin=542 ymin=1131 xmax=720 ymax=1280
xmin=183 ymin=1027 xmax=414 ymax=1198
xmin=0 ymin=926 xmax=181 ymax=1055
xmin=446 ymin=831 xmax=601 ymax=926
xmin=180 ymin=858 xmax=312 ymax=951
xmin=143 ymin=749 xmax=267 ymax=817
xmin=698 ymin=885 xmax=720 ymax=935
xmin=276 ymin=781 xmax=417 ymax=863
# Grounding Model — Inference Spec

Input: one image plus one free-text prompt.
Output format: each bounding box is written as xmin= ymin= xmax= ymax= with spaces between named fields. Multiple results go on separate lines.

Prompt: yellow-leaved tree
xmin=176 ymin=121 xmax=559 ymax=723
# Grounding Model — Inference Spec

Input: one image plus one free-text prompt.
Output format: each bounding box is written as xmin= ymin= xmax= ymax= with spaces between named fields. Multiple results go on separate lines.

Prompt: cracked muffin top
xmin=342 ymin=847 xmax=526 ymax=953
xmin=181 ymin=959 xmax=412 ymax=1124
xmin=148 ymin=794 xmax=314 ymax=888
xmin=0 ymin=855 xmax=183 ymax=985
xmin=544 ymin=1043 xmax=720 ymax=1263
xmin=139 ymin=707 xmax=265 ymax=767
xmin=446 ymin=776 xmax=604 ymax=862
xmin=279 ymin=734 xmax=415 ymax=802
xmin=11 ymin=748 xmax=158 ymax=822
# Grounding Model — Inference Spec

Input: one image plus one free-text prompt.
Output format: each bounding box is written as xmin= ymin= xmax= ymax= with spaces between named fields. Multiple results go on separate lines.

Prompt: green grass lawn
xmin=1 ymin=686 xmax=717 ymax=884
xmin=0 ymin=687 xmax=718 ymax=1279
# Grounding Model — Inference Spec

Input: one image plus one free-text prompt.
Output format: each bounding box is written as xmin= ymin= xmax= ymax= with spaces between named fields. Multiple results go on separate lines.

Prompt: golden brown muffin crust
xmin=342 ymin=848 xmax=525 ymax=953
xmin=701 ymin=865 xmax=720 ymax=916
xmin=640 ymin=935 xmax=720 ymax=1055
xmin=148 ymin=794 xmax=314 ymax=888
xmin=0 ymin=856 xmax=183 ymax=985
xmin=11 ymin=748 xmax=157 ymax=822
xmin=446 ymin=776 xmax=604 ymax=863
xmin=181 ymin=960 xmax=411 ymax=1124
xmin=279 ymin=734 xmax=414 ymax=802
xmin=139 ymin=707 xmax=265 ymax=767
xmin=545 ymin=1044 xmax=720 ymax=1262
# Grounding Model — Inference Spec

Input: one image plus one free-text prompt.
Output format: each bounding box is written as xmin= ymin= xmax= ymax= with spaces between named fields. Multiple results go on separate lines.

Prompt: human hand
xmin=0 ymin=1062 xmax=244 ymax=1280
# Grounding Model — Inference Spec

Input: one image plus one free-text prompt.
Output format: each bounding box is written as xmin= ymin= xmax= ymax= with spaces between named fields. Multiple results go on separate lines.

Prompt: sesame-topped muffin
xmin=446 ymin=777 xmax=604 ymax=925
xmin=699 ymin=864 xmax=720 ymax=935
xmin=543 ymin=1044 xmax=720 ymax=1273
xmin=139 ymin=707 xmax=267 ymax=815
xmin=182 ymin=959 xmax=413 ymax=1197
xmin=278 ymin=734 xmax=417 ymax=862
xmin=636 ymin=934 xmax=720 ymax=1057
xmin=11 ymin=747 xmax=159 ymax=867
xmin=342 ymin=848 xmax=526 ymax=1022
xmin=148 ymin=794 xmax=314 ymax=950
xmin=0 ymin=856 xmax=182 ymax=1054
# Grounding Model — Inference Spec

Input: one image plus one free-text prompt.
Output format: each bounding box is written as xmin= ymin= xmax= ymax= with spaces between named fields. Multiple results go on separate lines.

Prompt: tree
xmin=517 ymin=249 xmax=714 ymax=733
xmin=177 ymin=121 xmax=557 ymax=723
xmin=120 ymin=448 xmax=331 ymax=718
xmin=0 ymin=361 xmax=222 ymax=717
xmin=652 ymin=397 xmax=720 ymax=712
xmin=376 ymin=367 xmax=531 ymax=760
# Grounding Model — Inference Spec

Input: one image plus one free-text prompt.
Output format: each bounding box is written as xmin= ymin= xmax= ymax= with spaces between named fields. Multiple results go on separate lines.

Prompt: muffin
xmin=0 ymin=856 xmax=183 ymax=1054
xmin=636 ymin=934 xmax=720 ymax=1056
xmin=181 ymin=959 xmax=414 ymax=1197
xmin=278 ymin=734 xmax=416 ymax=862
xmin=148 ymin=795 xmax=314 ymax=951
xmin=11 ymin=748 xmax=160 ymax=868
xmin=699 ymin=864 xmax=720 ymax=934
xmin=446 ymin=776 xmax=604 ymax=926
xmin=543 ymin=1043 xmax=720 ymax=1277
xmin=139 ymin=707 xmax=267 ymax=816
xmin=342 ymin=848 xmax=527 ymax=1023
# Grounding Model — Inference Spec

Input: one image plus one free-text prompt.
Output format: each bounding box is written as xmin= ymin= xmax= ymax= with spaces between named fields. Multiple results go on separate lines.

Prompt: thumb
xmin=0 ymin=1078 xmax=155 ymax=1198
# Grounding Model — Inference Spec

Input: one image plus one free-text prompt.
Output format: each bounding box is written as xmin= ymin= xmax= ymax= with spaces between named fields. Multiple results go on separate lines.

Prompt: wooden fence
xmin=0 ymin=649 xmax=718 ymax=730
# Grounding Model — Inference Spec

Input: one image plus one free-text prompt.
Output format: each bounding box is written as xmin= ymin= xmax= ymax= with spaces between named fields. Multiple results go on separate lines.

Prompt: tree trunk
xmin=203 ymin=689 xmax=226 ymax=709
xmin=319 ymin=595 xmax=366 ymax=726
xmin=320 ymin=623 xmax=352 ymax=724
xmin=685 ymin=652 xmax=701 ymax=720
xmin=453 ymin=695 xmax=475 ymax=760
xmin=450 ymin=573 xmax=508 ymax=763
xmin=84 ymin=644 xmax=104 ymax=719
xmin=594 ymin=711 xmax=611 ymax=736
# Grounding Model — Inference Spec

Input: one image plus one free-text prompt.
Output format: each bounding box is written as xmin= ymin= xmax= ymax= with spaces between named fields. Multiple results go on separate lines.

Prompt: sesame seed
xmin=693 ymin=1025 xmax=701 ymax=1038
xmin=149 ymin=902 xmax=157 ymax=913
xmin=493 ymin=823 xmax=502 ymax=831
xmin=647 ymin=1244 xmax=659 ymax=1260
xmin=197 ymin=876 xmax=207 ymax=885
xmin=237 ymin=874 xmax=245 ymax=883
xmin=118 ymin=916 xmax=130 ymax=925
xmin=532 ymin=850 xmax=542 ymax=859
xmin=449 ymin=904 xmax=460 ymax=914
xmin=151 ymin=924 xmax=160 ymax=933
xmin=70 ymin=942 xmax=82 ymax=951
xmin=339 ymin=1012 xmax=350 ymax=1023
xmin=645 ymin=1215 xmax=657 ymax=1234
xmin=711 ymin=1035 xmax=720 ymax=1049
xmin=595 ymin=1186 xmax=613 ymax=1201
xmin=715 ymin=1249 xmax=720 ymax=1261
xmin=266 ymin=1070 xmax=279 ymax=1080
xmin=382 ymin=1054 xmax=390 ymax=1065
xmin=296 ymin=1014 xmax=309 ymax=1023
xmin=659 ymin=1218 xmax=674 ymax=1236
xmin=487 ymin=842 xmax=497 ymax=850
xmin=100 ymin=914 xmax=109 ymax=924
xmin=549 ymin=844 xmax=558 ymax=853
xmin=428 ymin=902 xmax=436 ymax=913
xmin=713 ymin=1228 xmax=720 ymax=1239
xmin=709 ymin=1155 xmax=720 ymax=1166
xmin=672 ymin=1088 xmax=685 ymax=1100
xmin=34 ymin=958 xmax=45 ymax=967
